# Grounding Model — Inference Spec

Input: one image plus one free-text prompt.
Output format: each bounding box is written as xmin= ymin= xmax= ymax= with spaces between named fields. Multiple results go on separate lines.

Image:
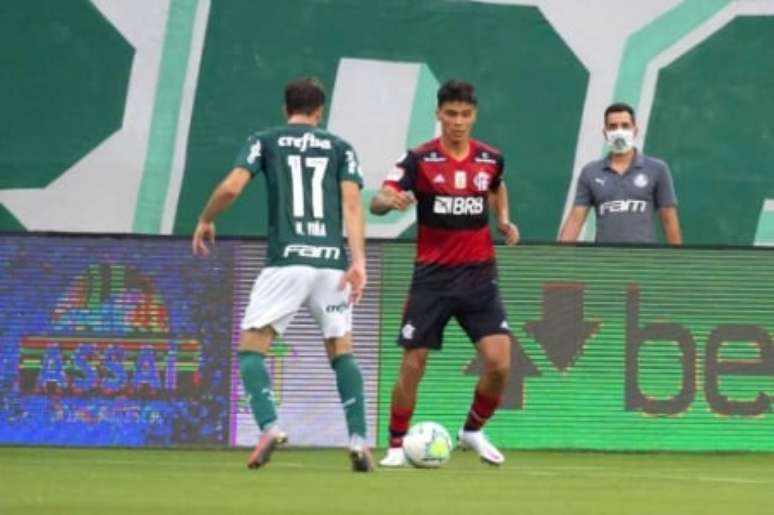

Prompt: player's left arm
xmin=660 ymin=208 xmax=682 ymax=245
xmin=192 ymin=167 xmax=251 ymax=255
xmin=488 ymin=155 xmax=519 ymax=246
xmin=339 ymin=145 xmax=367 ymax=304
xmin=655 ymin=161 xmax=682 ymax=245
xmin=489 ymin=182 xmax=519 ymax=246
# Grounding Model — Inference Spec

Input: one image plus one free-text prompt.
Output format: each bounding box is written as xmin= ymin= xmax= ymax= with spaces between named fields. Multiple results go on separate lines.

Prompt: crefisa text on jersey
xmin=277 ymin=132 xmax=332 ymax=152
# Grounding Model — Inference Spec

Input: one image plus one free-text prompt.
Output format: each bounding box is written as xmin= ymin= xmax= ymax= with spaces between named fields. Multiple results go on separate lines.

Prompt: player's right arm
xmin=559 ymin=168 xmax=592 ymax=242
xmin=193 ymin=134 xmax=262 ymax=255
xmin=559 ymin=206 xmax=589 ymax=242
xmin=370 ymin=186 xmax=415 ymax=215
xmin=192 ymin=167 xmax=251 ymax=255
xmin=369 ymin=152 xmax=417 ymax=215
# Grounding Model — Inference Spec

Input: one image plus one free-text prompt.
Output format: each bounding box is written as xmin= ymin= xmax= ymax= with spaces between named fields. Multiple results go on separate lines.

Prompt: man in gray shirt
xmin=560 ymin=103 xmax=682 ymax=244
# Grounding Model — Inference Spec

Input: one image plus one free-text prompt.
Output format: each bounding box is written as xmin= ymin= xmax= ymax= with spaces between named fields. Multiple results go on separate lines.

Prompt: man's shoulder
xmin=471 ymin=139 xmax=503 ymax=158
xmin=249 ymin=125 xmax=285 ymax=139
xmin=411 ymin=139 xmax=439 ymax=155
xmin=581 ymin=157 xmax=608 ymax=176
xmin=638 ymin=153 xmax=669 ymax=172
xmin=404 ymin=139 xmax=444 ymax=164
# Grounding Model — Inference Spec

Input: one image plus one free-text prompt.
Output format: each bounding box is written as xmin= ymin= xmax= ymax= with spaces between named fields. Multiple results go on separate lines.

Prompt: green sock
xmin=238 ymin=351 xmax=277 ymax=430
xmin=331 ymin=353 xmax=367 ymax=439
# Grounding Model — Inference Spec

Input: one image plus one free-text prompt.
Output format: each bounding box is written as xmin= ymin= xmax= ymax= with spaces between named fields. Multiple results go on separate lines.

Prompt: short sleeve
xmin=574 ymin=168 xmax=593 ymax=206
xmin=338 ymin=142 xmax=364 ymax=189
xmin=489 ymin=154 xmax=504 ymax=191
xmin=383 ymin=151 xmax=419 ymax=192
xmin=654 ymin=162 xmax=678 ymax=209
xmin=233 ymin=134 xmax=264 ymax=176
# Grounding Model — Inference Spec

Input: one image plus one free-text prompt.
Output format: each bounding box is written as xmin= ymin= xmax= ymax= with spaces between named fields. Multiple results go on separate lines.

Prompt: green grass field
xmin=2 ymin=447 xmax=773 ymax=515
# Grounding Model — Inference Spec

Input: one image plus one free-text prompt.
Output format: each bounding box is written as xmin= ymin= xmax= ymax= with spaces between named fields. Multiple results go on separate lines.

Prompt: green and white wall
xmin=2 ymin=0 xmax=774 ymax=244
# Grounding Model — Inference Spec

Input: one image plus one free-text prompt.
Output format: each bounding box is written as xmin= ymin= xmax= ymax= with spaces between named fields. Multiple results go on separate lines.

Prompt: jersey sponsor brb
xmin=383 ymin=138 xmax=504 ymax=288
xmin=235 ymin=124 xmax=363 ymax=269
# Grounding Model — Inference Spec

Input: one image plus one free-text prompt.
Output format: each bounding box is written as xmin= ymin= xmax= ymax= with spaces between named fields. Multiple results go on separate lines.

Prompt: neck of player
xmin=609 ymin=148 xmax=636 ymax=174
xmin=440 ymin=136 xmax=470 ymax=161
xmin=287 ymin=113 xmax=320 ymax=126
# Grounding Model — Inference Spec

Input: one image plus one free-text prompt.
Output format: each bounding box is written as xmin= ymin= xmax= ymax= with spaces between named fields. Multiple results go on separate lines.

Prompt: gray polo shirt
xmin=574 ymin=151 xmax=677 ymax=243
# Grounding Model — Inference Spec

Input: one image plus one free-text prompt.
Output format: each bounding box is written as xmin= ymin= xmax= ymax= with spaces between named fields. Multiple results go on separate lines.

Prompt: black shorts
xmin=397 ymin=280 xmax=510 ymax=350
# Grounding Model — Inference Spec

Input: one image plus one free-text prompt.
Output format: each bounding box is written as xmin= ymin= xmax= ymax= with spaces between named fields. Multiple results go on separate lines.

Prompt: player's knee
xmin=400 ymin=351 xmax=428 ymax=383
xmin=485 ymin=360 xmax=510 ymax=389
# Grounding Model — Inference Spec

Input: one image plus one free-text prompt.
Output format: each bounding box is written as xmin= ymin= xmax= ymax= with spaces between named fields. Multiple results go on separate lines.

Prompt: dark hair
xmin=604 ymin=102 xmax=636 ymax=125
xmin=284 ymin=77 xmax=326 ymax=115
xmin=437 ymin=80 xmax=477 ymax=107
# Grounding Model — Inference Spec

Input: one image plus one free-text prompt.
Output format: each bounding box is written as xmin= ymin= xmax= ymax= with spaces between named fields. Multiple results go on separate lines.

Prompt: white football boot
xmin=379 ymin=447 xmax=408 ymax=467
xmin=246 ymin=425 xmax=288 ymax=469
xmin=348 ymin=435 xmax=375 ymax=472
xmin=457 ymin=429 xmax=505 ymax=466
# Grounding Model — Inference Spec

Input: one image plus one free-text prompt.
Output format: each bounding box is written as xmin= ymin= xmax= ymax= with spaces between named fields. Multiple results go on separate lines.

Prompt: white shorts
xmin=240 ymin=265 xmax=351 ymax=338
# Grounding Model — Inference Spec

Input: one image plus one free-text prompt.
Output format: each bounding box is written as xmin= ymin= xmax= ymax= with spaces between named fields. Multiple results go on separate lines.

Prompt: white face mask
xmin=605 ymin=129 xmax=635 ymax=154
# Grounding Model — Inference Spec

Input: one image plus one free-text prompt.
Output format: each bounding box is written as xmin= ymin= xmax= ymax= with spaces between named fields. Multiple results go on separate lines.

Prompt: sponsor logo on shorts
xmin=283 ymin=244 xmax=341 ymax=260
xmin=599 ymin=199 xmax=647 ymax=216
xmin=325 ymin=301 xmax=350 ymax=313
xmin=433 ymin=196 xmax=484 ymax=216
xmin=402 ymin=322 xmax=415 ymax=340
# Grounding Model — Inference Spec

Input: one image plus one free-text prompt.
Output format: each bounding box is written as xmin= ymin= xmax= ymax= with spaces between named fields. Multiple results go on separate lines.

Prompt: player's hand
xmin=389 ymin=191 xmax=415 ymax=211
xmin=497 ymin=220 xmax=520 ymax=246
xmin=340 ymin=260 xmax=367 ymax=305
xmin=192 ymin=221 xmax=216 ymax=256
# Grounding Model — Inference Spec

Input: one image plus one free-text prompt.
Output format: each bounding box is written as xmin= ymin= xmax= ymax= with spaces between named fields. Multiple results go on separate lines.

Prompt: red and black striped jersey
xmin=383 ymin=138 xmax=504 ymax=288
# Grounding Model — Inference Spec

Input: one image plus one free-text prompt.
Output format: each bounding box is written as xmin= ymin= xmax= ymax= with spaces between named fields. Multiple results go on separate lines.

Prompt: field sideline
xmin=2 ymin=447 xmax=773 ymax=515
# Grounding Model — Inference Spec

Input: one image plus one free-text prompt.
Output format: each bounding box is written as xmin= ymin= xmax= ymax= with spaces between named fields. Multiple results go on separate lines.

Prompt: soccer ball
xmin=402 ymin=421 xmax=453 ymax=468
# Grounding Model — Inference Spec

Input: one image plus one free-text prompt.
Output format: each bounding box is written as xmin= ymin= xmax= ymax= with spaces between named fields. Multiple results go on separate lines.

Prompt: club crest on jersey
xmin=433 ymin=174 xmax=445 ymax=184
xmin=474 ymin=171 xmax=490 ymax=191
xmin=634 ymin=173 xmax=649 ymax=188
xmin=454 ymin=171 xmax=467 ymax=189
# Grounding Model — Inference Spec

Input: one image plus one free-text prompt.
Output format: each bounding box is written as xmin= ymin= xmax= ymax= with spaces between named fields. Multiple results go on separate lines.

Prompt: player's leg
xmin=239 ymin=266 xmax=310 ymax=468
xmin=456 ymin=283 xmax=511 ymax=465
xmin=308 ymin=268 xmax=372 ymax=472
xmin=240 ymin=327 xmax=288 ymax=468
xmin=380 ymin=347 xmax=429 ymax=466
xmin=382 ymin=289 xmax=450 ymax=467
xmin=324 ymin=333 xmax=373 ymax=472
